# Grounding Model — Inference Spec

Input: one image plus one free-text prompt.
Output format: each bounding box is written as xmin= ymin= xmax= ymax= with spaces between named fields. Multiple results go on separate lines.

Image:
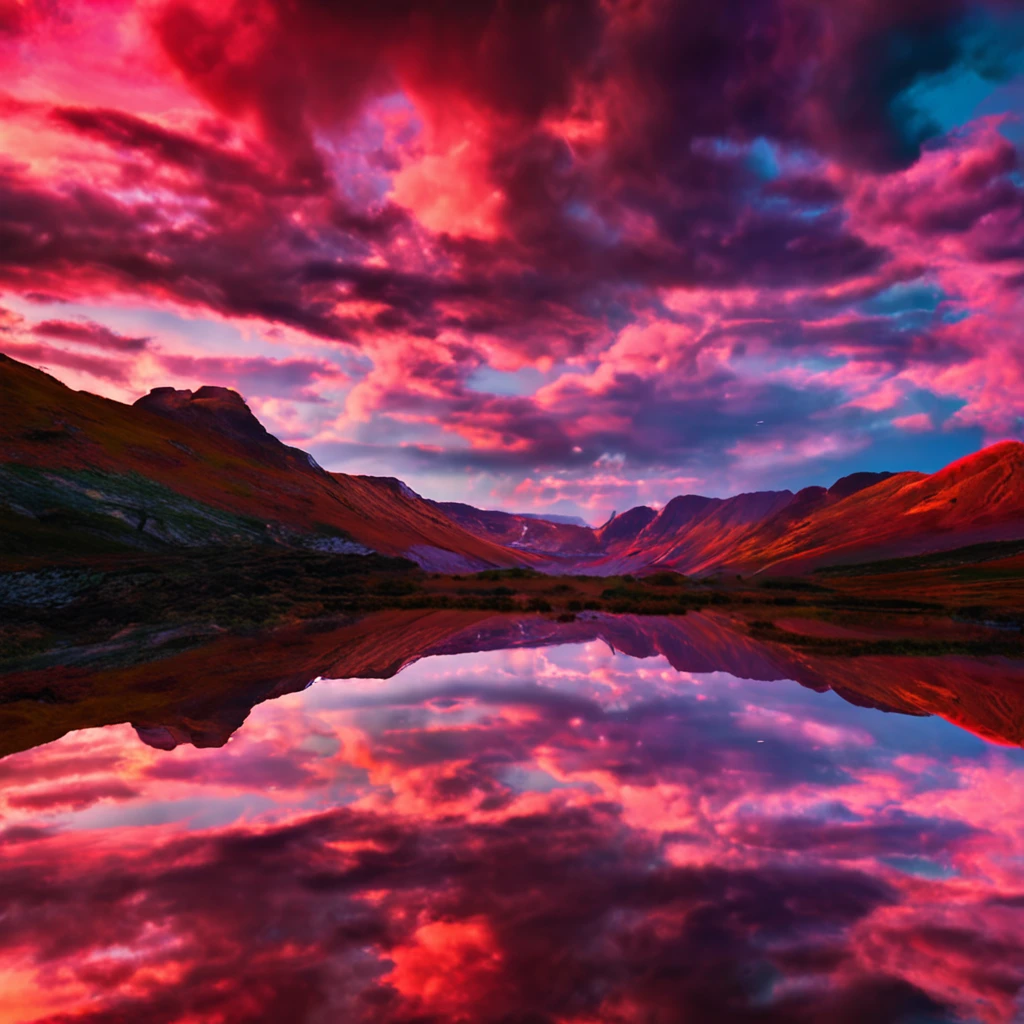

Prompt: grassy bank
xmin=2 ymin=541 xmax=1022 ymax=666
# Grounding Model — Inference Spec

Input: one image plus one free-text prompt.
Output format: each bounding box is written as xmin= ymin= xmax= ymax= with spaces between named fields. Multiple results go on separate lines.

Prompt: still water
xmin=3 ymin=618 xmax=1024 ymax=1023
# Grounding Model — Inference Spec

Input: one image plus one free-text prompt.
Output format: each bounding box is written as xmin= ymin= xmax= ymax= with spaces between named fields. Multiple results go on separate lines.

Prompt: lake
xmin=2 ymin=611 xmax=1024 ymax=1023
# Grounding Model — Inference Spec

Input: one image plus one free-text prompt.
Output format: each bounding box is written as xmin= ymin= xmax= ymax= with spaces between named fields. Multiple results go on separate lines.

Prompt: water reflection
xmin=2 ymin=619 xmax=1024 ymax=1022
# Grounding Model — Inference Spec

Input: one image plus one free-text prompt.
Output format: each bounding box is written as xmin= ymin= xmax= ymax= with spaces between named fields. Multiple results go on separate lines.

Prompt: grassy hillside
xmin=0 ymin=353 xmax=530 ymax=571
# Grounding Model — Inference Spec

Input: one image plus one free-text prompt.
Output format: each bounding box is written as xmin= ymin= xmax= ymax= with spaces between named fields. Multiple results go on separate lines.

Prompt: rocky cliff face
xmin=135 ymin=386 xmax=272 ymax=445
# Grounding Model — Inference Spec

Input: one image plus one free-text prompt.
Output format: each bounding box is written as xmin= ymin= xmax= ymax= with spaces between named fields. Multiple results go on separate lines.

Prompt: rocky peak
xmin=134 ymin=386 xmax=272 ymax=446
xmin=596 ymin=506 xmax=658 ymax=548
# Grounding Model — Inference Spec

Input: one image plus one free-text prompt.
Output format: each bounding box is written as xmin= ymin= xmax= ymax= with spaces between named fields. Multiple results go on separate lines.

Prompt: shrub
xmin=645 ymin=571 xmax=684 ymax=587
xmin=476 ymin=567 xmax=543 ymax=581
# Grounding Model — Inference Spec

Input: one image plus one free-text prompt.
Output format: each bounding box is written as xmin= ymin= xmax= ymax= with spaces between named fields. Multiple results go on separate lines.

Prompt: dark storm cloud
xmin=0 ymin=163 xmax=354 ymax=340
xmin=2 ymin=0 xmax=1023 ymax=500
xmin=50 ymin=104 xmax=331 ymax=196
xmin=11 ymin=0 xmax=1006 ymax=348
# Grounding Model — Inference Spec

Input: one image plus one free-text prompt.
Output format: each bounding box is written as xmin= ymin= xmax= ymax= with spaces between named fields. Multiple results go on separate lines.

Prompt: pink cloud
xmin=0 ymin=339 xmax=131 ymax=382
xmin=1 ymin=0 xmax=1023 ymax=511
xmin=6 ymin=778 xmax=139 ymax=812
xmin=34 ymin=317 xmax=150 ymax=352
xmin=158 ymin=352 xmax=347 ymax=402
xmin=893 ymin=412 xmax=934 ymax=432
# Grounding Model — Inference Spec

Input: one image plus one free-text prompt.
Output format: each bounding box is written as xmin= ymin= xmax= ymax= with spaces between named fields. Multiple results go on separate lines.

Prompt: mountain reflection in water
xmin=2 ymin=613 xmax=1024 ymax=1023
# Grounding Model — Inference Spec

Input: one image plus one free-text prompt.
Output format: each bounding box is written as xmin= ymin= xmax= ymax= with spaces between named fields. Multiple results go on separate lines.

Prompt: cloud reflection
xmin=1 ymin=642 xmax=1024 ymax=1022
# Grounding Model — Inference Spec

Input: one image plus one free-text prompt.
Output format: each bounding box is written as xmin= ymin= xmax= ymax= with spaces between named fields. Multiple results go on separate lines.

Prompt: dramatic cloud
xmin=1 ymin=0 xmax=1023 ymax=512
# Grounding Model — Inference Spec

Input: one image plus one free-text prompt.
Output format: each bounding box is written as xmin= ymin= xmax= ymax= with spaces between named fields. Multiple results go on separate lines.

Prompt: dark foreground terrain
xmin=4 ymin=535 xmax=1023 ymax=664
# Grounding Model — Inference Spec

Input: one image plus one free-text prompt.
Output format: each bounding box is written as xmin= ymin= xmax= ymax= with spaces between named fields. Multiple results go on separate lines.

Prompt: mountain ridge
xmin=3 ymin=353 xmax=1022 ymax=577
xmin=0 ymin=354 xmax=536 ymax=573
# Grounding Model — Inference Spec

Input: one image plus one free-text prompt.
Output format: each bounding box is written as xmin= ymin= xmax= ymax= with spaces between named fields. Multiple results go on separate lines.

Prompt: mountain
xmin=0 ymin=354 xmax=533 ymax=572
xmin=827 ymin=471 xmax=894 ymax=501
xmin=595 ymin=506 xmax=659 ymax=552
xmin=595 ymin=490 xmax=797 ymax=575
xmin=437 ymin=449 xmax=1024 ymax=577
xmin=519 ymin=512 xmax=590 ymax=527
xmin=3 ymin=353 xmax=1022 ymax=577
xmin=433 ymin=501 xmax=603 ymax=558
xmin=723 ymin=442 xmax=1024 ymax=575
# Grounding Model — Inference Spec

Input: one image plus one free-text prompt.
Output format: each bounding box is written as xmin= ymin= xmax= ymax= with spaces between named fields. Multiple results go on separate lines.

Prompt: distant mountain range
xmin=3 ymin=353 xmax=1023 ymax=577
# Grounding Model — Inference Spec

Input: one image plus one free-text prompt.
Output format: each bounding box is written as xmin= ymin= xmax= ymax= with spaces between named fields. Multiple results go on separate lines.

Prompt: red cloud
xmin=0 ymin=340 xmax=130 ymax=382
xmin=1 ymin=0 xmax=1023 ymax=506
xmin=34 ymin=318 xmax=150 ymax=352
xmin=6 ymin=778 xmax=138 ymax=811
xmin=158 ymin=353 xmax=347 ymax=401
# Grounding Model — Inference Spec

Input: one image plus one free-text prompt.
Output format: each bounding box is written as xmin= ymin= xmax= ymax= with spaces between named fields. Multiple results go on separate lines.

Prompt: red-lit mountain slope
xmin=595 ymin=506 xmax=659 ymax=552
xmin=0 ymin=354 xmax=532 ymax=572
xmin=582 ymin=450 xmax=1023 ymax=576
xmin=594 ymin=490 xmax=797 ymax=575
xmin=721 ymin=442 xmax=1024 ymax=575
xmin=540 ymin=455 xmax=1021 ymax=576
xmin=4 ymin=354 xmax=1022 ymax=577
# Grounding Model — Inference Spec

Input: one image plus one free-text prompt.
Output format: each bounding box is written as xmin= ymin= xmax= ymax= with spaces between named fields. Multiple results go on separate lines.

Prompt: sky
xmin=1 ymin=0 xmax=1024 ymax=521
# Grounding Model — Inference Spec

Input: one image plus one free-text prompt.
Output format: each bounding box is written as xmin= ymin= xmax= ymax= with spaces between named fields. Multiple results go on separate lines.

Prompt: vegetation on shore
xmin=2 ymin=538 xmax=1022 ymax=667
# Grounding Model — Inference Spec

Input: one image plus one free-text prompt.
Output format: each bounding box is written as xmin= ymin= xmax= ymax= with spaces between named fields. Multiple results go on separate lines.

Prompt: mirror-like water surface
xmin=3 ymin=621 xmax=1024 ymax=1023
